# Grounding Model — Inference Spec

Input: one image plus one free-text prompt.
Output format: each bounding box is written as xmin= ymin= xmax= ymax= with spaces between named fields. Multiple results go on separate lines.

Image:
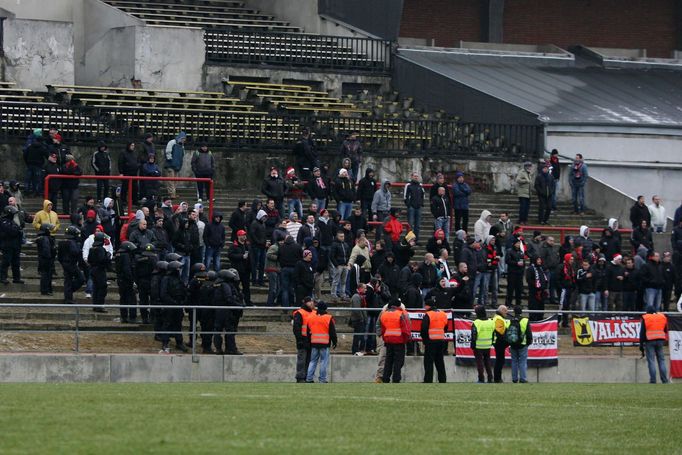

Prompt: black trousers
xmin=62 ymin=264 xmax=84 ymax=302
xmin=214 ymin=310 xmax=240 ymax=353
xmin=424 ymin=341 xmax=447 ymax=383
xmin=200 ymin=308 xmax=215 ymax=351
xmin=117 ymin=280 xmax=138 ymax=321
xmin=39 ymin=259 xmax=54 ymax=294
xmin=454 ymin=209 xmax=469 ymax=231
xmin=382 ymin=343 xmax=406 ymax=383
xmin=137 ymin=280 xmax=151 ymax=321
xmin=506 ymin=272 xmax=524 ymax=307
xmin=0 ymin=245 xmax=22 ymax=281
xmin=537 ymin=195 xmax=551 ymax=223
xmin=240 ymin=275 xmax=252 ymax=305
xmin=96 ymin=178 xmax=110 ymax=203
xmin=161 ymin=308 xmax=184 ymax=345
xmin=528 ymin=292 xmax=545 ymax=321
xmin=474 ymin=348 xmax=493 ymax=382
xmin=91 ymin=269 xmax=108 ymax=307
xmin=351 ymin=319 xmax=366 ymax=354
xmin=295 ymin=344 xmax=312 ymax=381
xmin=493 ymin=339 xmax=507 ymax=382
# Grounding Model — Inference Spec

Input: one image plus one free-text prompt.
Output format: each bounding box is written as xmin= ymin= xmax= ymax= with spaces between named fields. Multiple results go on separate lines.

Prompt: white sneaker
xmin=85 ymin=293 xmax=92 ymax=298
xmin=354 ymin=352 xmax=364 ymax=356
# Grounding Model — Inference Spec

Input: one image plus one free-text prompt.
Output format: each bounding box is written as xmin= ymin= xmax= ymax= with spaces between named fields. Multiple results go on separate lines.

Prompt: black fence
xmin=205 ymin=28 xmax=393 ymax=73
xmin=0 ymin=102 xmax=542 ymax=156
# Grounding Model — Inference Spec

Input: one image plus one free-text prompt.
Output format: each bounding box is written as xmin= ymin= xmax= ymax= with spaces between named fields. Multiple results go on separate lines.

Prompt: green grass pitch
xmin=1 ymin=383 xmax=680 ymax=454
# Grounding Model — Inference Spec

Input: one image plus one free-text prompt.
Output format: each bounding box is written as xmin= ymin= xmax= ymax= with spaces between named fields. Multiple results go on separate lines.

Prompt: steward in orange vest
xmin=639 ymin=305 xmax=669 ymax=384
xmin=305 ymin=301 xmax=337 ymax=383
xmin=379 ymin=298 xmax=411 ymax=383
xmin=292 ymin=296 xmax=315 ymax=383
xmin=420 ymin=301 xmax=448 ymax=383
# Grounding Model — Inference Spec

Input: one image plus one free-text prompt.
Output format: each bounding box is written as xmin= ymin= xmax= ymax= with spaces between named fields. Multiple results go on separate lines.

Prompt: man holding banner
xmin=640 ymin=305 xmax=669 ymax=384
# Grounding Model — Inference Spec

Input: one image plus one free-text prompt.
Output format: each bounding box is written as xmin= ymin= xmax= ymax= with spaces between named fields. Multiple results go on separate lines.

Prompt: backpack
xmin=505 ymin=318 xmax=522 ymax=346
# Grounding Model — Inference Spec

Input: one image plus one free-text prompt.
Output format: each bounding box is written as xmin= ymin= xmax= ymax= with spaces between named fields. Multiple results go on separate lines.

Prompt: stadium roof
xmin=398 ymin=48 xmax=682 ymax=127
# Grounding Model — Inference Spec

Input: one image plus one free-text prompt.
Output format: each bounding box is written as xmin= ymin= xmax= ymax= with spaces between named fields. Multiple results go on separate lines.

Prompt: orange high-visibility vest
xmin=308 ymin=313 xmax=332 ymax=344
xmin=381 ymin=310 xmax=405 ymax=343
xmin=426 ymin=310 xmax=448 ymax=341
xmin=293 ymin=308 xmax=314 ymax=337
xmin=642 ymin=313 xmax=668 ymax=341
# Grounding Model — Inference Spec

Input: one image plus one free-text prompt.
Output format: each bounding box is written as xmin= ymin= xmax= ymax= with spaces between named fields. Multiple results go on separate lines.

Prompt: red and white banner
xmin=668 ymin=316 xmax=682 ymax=379
xmin=571 ymin=317 xmax=641 ymax=346
xmin=407 ymin=311 xmax=558 ymax=367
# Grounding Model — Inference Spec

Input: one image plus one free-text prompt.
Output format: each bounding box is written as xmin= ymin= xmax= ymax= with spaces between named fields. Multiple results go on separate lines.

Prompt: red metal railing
xmin=43 ymin=175 xmax=214 ymax=219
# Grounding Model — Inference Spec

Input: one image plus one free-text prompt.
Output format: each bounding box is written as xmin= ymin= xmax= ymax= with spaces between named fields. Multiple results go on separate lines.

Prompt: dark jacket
xmin=460 ymin=245 xmax=480 ymax=276
xmin=315 ymin=218 xmax=334 ymax=247
xmin=534 ymin=172 xmax=553 ymax=198
xmin=451 ymin=182 xmax=471 ymax=210
xmin=248 ymin=219 xmax=267 ymax=248
xmin=118 ymin=150 xmax=140 ymax=176
xmin=261 ymin=176 xmax=285 ymax=202
xmin=404 ymin=181 xmax=425 ymax=209
xmin=631 ymin=226 xmax=653 ymax=251
xmin=306 ymin=175 xmax=329 ymax=200
xmin=599 ymin=230 xmax=621 ymax=260
xmin=293 ymin=137 xmax=318 ymax=171
xmin=204 ymin=212 xmax=225 ymax=249
xmin=356 ymin=171 xmax=377 ymax=201
xmin=294 ymin=259 xmax=314 ymax=290
xmin=25 ymin=140 xmax=47 ymax=167
xmin=227 ymin=241 xmax=250 ymax=275
xmin=606 ymin=262 xmax=625 ymax=291
xmin=191 ymin=149 xmax=215 ymax=176
xmin=279 ymin=237 xmax=303 ymax=268
xmin=228 ymin=208 xmax=246 ymax=242
xmin=61 ymin=160 xmax=83 ymax=190
xmin=629 ymin=203 xmax=651 ymax=229
xmin=91 ymin=149 xmax=111 ymax=175
xmin=576 ymin=267 xmax=595 ymax=294
xmin=43 ymin=161 xmax=62 ymax=191
xmin=430 ymin=194 xmax=452 ymax=219
xmin=329 ymin=238 xmax=350 ymax=267
xmin=640 ymin=261 xmax=665 ymax=289
xmin=333 ymin=176 xmax=356 ymax=203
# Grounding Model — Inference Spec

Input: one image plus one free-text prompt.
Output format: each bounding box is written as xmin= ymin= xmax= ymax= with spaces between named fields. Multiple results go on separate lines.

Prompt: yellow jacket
xmin=32 ymin=200 xmax=60 ymax=234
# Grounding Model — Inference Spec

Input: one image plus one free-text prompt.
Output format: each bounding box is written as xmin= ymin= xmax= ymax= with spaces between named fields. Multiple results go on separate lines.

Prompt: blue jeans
xmin=180 ymin=255 xmax=190 ymax=284
xmin=579 ymin=293 xmax=596 ymax=313
xmin=594 ymin=291 xmax=608 ymax=312
xmin=571 ymin=184 xmax=585 ymax=212
xmin=288 ymin=198 xmax=303 ymax=219
xmin=644 ymin=288 xmax=662 ymax=312
xmin=315 ymin=198 xmax=326 ymax=210
xmin=365 ymin=314 xmax=378 ymax=352
xmin=434 ymin=216 xmax=450 ymax=241
xmin=511 ymin=346 xmax=528 ymax=382
xmin=306 ymin=346 xmax=330 ymax=382
xmin=267 ymin=271 xmax=280 ymax=306
xmin=644 ymin=340 xmax=669 ymax=383
xmin=518 ymin=197 xmax=530 ymax=223
xmin=331 ymin=265 xmax=348 ymax=297
xmin=407 ymin=207 xmax=422 ymax=241
xmin=250 ymin=246 xmax=266 ymax=284
xmin=280 ymin=266 xmax=295 ymax=307
xmin=478 ymin=272 xmax=492 ymax=306
xmin=338 ymin=202 xmax=353 ymax=220
xmin=204 ymin=246 xmax=221 ymax=272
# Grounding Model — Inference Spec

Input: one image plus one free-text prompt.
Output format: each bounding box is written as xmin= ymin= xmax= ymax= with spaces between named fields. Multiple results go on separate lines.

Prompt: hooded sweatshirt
xmin=204 ymin=212 xmax=225 ymax=248
xmin=574 ymin=225 xmax=594 ymax=260
xmin=473 ymin=210 xmax=492 ymax=243
xmin=33 ymin=200 xmax=60 ymax=234
xmin=371 ymin=180 xmax=392 ymax=213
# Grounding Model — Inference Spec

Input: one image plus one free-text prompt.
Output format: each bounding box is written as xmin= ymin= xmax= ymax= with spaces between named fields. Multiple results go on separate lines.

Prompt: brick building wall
xmin=400 ymin=0 xmax=678 ymax=57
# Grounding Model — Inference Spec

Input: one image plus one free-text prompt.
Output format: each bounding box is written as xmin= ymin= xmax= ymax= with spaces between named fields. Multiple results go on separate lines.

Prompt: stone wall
xmin=2 ymin=18 xmax=75 ymax=91
xmin=0 ymin=353 xmax=667 ymax=383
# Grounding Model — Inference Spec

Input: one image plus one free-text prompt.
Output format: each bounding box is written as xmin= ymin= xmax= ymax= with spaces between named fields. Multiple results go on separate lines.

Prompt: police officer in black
xmin=115 ymin=241 xmax=138 ymax=323
xmin=213 ymin=268 xmax=245 ymax=355
xmin=0 ymin=205 xmax=24 ymax=284
xmin=160 ymin=260 xmax=189 ymax=353
xmin=199 ymin=270 xmax=217 ymax=353
xmin=36 ymin=223 xmax=56 ymax=295
xmin=57 ymin=226 xmax=86 ymax=304
xmin=88 ymin=232 xmax=111 ymax=312
xmin=135 ymin=243 xmax=158 ymax=325
xmin=187 ymin=263 xmax=208 ymax=347
xmin=150 ymin=260 xmax=168 ymax=340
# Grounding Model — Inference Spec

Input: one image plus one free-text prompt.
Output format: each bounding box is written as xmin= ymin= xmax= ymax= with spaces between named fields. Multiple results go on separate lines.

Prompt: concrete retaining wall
xmin=0 ymin=354 xmax=670 ymax=383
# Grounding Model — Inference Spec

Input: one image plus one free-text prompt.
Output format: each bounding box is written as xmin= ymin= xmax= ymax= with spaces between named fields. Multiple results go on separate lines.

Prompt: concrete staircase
xmin=2 ymin=183 xmax=609 ymax=350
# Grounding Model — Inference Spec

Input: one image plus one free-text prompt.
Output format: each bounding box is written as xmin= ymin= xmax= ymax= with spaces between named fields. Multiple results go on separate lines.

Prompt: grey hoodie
xmin=371 ymin=180 xmax=392 ymax=213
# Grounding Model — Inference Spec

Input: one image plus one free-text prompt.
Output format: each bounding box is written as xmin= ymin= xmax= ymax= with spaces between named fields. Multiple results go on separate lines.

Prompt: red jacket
xmin=383 ymin=216 xmax=402 ymax=243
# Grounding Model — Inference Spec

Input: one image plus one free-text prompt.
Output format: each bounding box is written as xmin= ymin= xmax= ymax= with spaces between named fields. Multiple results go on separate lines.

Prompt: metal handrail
xmin=43 ymin=174 xmax=215 ymax=219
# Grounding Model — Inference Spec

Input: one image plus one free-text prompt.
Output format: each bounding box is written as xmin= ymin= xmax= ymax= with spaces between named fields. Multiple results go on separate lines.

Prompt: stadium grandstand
xmin=0 ymin=0 xmax=679 ymax=383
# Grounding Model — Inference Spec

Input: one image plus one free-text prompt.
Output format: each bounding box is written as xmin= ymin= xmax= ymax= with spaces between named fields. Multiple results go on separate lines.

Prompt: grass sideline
xmin=1 ymin=383 xmax=680 ymax=454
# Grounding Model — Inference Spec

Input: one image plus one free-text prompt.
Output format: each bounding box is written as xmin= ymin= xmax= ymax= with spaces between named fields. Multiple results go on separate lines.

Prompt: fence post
xmin=127 ymin=178 xmax=133 ymax=215
xmin=75 ymin=306 xmax=80 ymax=354
xmin=191 ymin=307 xmax=198 ymax=363
xmin=208 ymin=179 xmax=215 ymax=219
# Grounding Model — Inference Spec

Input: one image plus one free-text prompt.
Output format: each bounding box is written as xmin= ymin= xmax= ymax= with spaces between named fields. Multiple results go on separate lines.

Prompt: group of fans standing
xmin=2 ymin=128 xmax=681 ymax=362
